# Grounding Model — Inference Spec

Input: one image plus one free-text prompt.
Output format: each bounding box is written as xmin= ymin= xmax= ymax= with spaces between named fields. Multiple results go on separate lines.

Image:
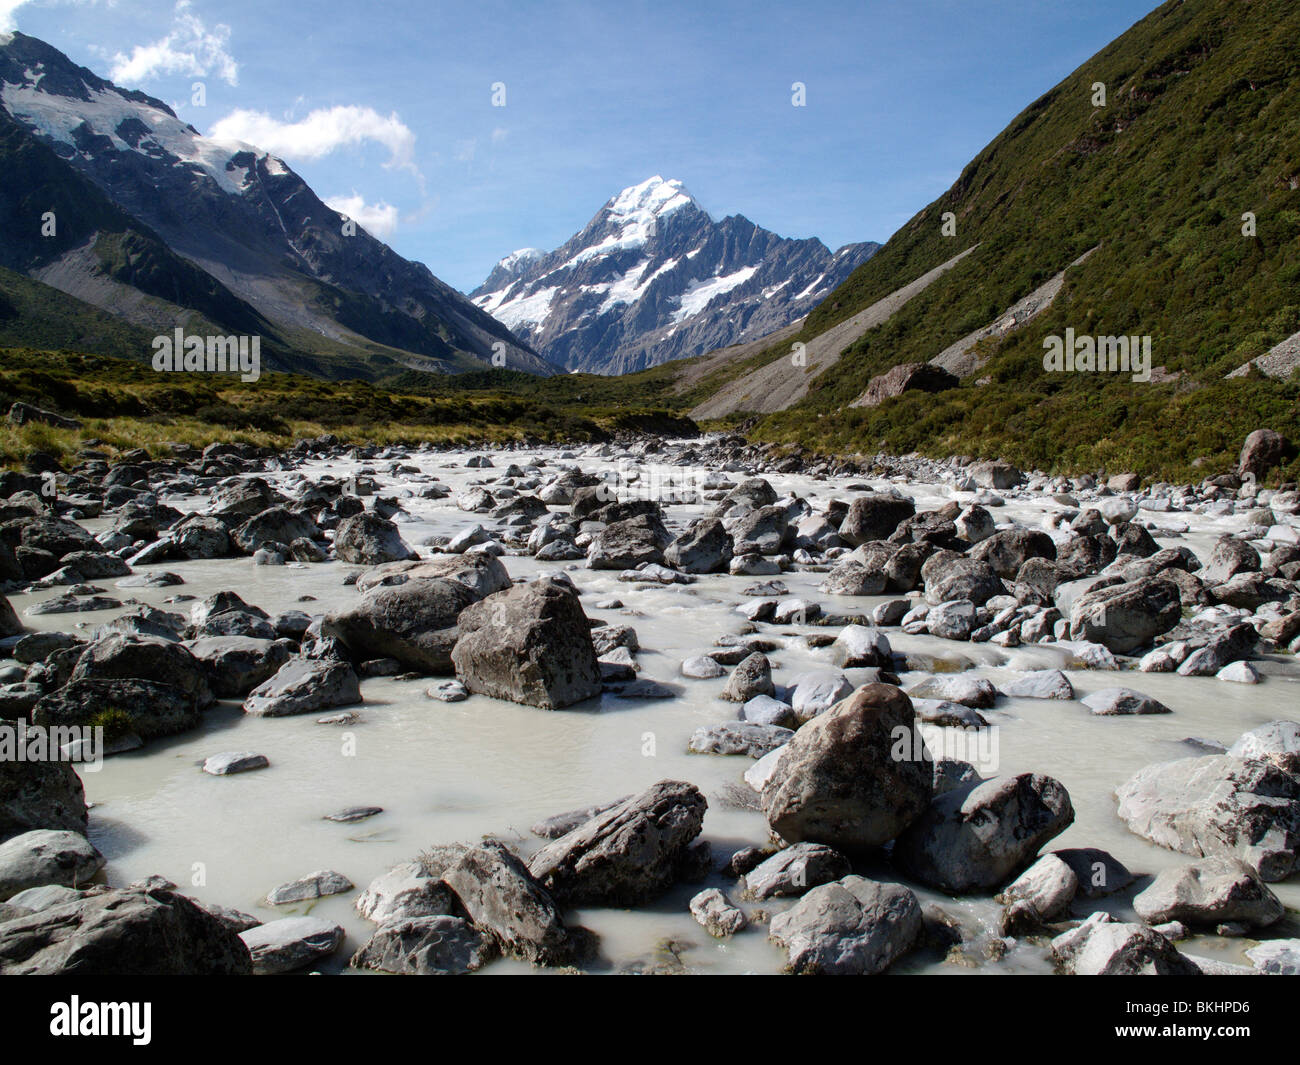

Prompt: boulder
xmin=689 ymin=888 xmax=748 ymax=937
xmin=893 ymin=773 xmax=1075 ymax=893
xmin=355 ymin=862 xmax=458 ymax=925
xmin=1133 ymin=856 xmax=1283 ymax=929
xmin=231 ymin=507 xmax=320 ymax=554
xmin=350 ymin=915 xmax=494 ymax=975
xmin=333 ymin=512 xmax=416 ymax=565
xmin=69 ymin=633 xmax=212 ymax=711
xmin=1050 ymin=911 xmax=1199 ymax=976
xmin=1115 ymin=755 xmax=1300 ymax=881
xmin=528 ymin=780 xmax=707 ymax=905
xmin=326 ymin=578 xmax=479 ymax=674
xmin=664 ymin=518 xmax=732 ymax=574
xmin=720 ymin=652 xmax=775 ymax=702
xmin=1068 ymin=577 xmax=1182 ymax=654
xmin=354 ymin=552 xmax=511 ymax=598
xmin=1083 ymin=687 xmax=1173 ymax=716
xmin=838 ymin=495 xmax=915 ymax=546
xmin=240 ymin=916 xmax=344 ymax=974
xmin=741 ymin=842 xmax=851 ymax=900
xmin=0 ymin=829 xmax=103 ymax=899
xmin=762 ymin=684 xmax=932 ymax=852
xmin=0 ymin=759 xmax=87 ymax=843
xmin=451 ymin=578 xmax=602 ymax=709
xmin=33 ymin=678 xmax=199 ymax=740
xmin=586 ymin=514 xmax=670 ymax=570
xmin=687 ymin=721 xmax=792 ymax=758
xmin=769 ymin=875 xmax=922 ymax=975
xmin=243 ymin=658 xmax=362 ymax=717
xmin=441 ymin=840 xmax=578 ymax=965
xmin=1238 ymin=428 xmax=1289 ymax=479
xmin=0 ymin=887 xmax=251 ymax=974
xmin=185 ymin=637 xmax=292 ymax=698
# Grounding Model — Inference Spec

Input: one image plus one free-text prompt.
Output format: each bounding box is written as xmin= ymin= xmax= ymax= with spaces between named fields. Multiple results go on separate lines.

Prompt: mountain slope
xmin=0 ymin=32 xmax=552 ymax=377
xmin=470 ymin=176 xmax=878 ymax=374
xmin=676 ymin=0 xmax=1299 ymax=476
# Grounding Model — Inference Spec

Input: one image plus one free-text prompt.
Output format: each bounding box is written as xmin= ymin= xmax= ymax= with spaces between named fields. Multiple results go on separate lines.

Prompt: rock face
xmin=528 ymin=780 xmax=707 ymax=905
xmin=351 ymin=915 xmax=494 ymax=975
xmin=451 ymin=578 xmax=602 ymax=709
xmin=0 ymin=759 xmax=88 ymax=843
xmin=325 ymin=578 xmax=480 ymax=674
xmin=1067 ymin=577 xmax=1182 ymax=654
xmin=441 ymin=840 xmax=578 ymax=965
xmin=893 ymin=773 xmax=1075 ymax=893
xmin=855 ymin=362 xmax=958 ymax=408
xmin=0 ymin=887 xmax=252 ymax=974
xmin=1051 ymin=911 xmax=1199 ymax=976
xmin=761 ymin=684 xmax=932 ymax=852
xmin=1133 ymin=856 xmax=1283 ymax=928
xmin=334 ymin=512 xmax=417 ymax=564
xmin=242 ymin=658 xmax=362 ymax=717
xmin=1115 ymin=755 xmax=1300 ymax=881
xmin=768 ymin=875 xmax=923 ymax=975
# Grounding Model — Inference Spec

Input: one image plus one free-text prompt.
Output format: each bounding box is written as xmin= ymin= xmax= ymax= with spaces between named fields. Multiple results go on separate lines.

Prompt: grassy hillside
xmin=676 ymin=0 xmax=1300 ymax=481
xmin=0 ymin=348 xmax=696 ymax=468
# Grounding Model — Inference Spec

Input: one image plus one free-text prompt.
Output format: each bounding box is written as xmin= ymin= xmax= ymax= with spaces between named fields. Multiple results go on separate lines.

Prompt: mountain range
xmin=0 ymin=31 xmax=552 ymax=378
xmin=470 ymin=176 xmax=878 ymax=374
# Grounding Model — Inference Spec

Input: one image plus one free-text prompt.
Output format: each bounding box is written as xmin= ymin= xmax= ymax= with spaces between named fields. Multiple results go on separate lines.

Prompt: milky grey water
xmin=10 ymin=444 xmax=1299 ymax=974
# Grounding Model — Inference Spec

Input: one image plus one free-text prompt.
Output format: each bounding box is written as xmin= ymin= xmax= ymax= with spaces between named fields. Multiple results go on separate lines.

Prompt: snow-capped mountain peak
xmin=469 ymin=176 xmax=879 ymax=374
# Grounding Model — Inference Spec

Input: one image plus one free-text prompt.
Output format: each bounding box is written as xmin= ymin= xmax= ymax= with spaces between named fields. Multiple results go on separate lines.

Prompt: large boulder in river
xmin=1133 ymin=856 xmax=1283 ymax=929
xmin=762 ymin=684 xmax=932 ymax=852
xmin=768 ymin=875 xmax=922 ymax=975
xmin=33 ymin=678 xmax=199 ymax=740
xmin=0 ymin=760 xmax=87 ymax=843
xmin=1067 ymin=576 xmax=1182 ymax=654
xmin=893 ymin=773 xmax=1075 ymax=893
xmin=970 ymin=528 xmax=1056 ymax=578
xmin=1115 ymin=755 xmax=1300 ymax=881
xmin=451 ymin=578 xmax=601 ymax=709
xmin=0 ymin=595 xmax=21 ymax=638
xmin=528 ymin=780 xmax=707 ymax=905
xmin=586 ymin=514 xmax=670 ymax=570
xmin=333 ymin=512 xmax=416 ymax=565
xmin=1050 ymin=911 xmax=1199 ymax=976
xmin=838 ymin=495 xmax=915 ymax=546
xmin=0 ymin=829 xmax=103 ymax=899
xmin=0 ymin=886 xmax=252 ymax=974
xmin=354 ymin=552 xmax=511 ymax=598
xmin=184 ymin=637 xmax=293 ymax=698
xmin=69 ymin=633 xmax=213 ymax=711
xmin=665 ymin=517 xmax=733 ymax=573
xmin=922 ymin=552 xmax=1005 ymax=605
xmin=441 ymin=840 xmax=581 ymax=965
xmin=326 ymin=578 xmax=479 ymax=674
xmin=231 ymin=507 xmax=320 ymax=554
xmin=243 ymin=658 xmax=362 ymax=717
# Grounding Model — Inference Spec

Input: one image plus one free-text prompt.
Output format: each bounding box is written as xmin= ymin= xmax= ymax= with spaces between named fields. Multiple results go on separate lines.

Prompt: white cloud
xmin=210 ymin=104 xmax=417 ymax=173
xmin=324 ymin=193 xmax=398 ymax=239
xmin=2 ymin=0 xmax=103 ymax=35
xmin=109 ymin=1 xmax=237 ymax=86
xmin=491 ymin=126 xmax=508 ymax=144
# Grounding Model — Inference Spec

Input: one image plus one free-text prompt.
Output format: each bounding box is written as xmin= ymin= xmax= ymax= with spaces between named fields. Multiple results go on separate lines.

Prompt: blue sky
xmin=7 ymin=0 xmax=1162 ymax=291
